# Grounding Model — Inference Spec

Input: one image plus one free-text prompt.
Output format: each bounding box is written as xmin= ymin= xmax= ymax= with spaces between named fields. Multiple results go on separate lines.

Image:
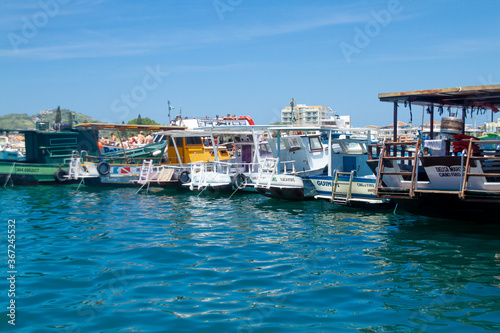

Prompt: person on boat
xmin=110 ymin=133 xmax=117 ymax=142
xmin=145 ymin=132 xmax=154 ymax=144
xmin=137 ymin=131 xmax=146 ymax=144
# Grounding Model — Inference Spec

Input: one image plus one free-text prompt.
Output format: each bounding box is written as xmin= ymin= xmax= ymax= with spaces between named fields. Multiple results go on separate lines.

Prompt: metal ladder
xmin=66 ymin=150 xmax=86 ymax=180
xmin=255 ymin=157 xmax=279 ymax=189
xmin=137 ymin=160 xmax=153 ymax=185
xmin=331 ymin=170 xmax=356 ymax=205
xmin=189 ymin=162 xmax=208 ymax=190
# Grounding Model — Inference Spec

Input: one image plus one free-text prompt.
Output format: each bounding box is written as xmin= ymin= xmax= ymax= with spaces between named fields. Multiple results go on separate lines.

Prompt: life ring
xmin=179 ymin=170 xmax=190 ymax=184
xmin=232 ymin=173 xmax=247 ymax=190
xmin=54 ymin=169 xmax=67 ymax=182
xmin=97 ymin=161 xmax=110 ymax=175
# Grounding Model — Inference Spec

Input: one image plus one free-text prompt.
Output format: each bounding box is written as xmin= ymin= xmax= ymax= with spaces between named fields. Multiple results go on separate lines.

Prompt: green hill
xmin=0 ymin=109 xmax=101 ymax=130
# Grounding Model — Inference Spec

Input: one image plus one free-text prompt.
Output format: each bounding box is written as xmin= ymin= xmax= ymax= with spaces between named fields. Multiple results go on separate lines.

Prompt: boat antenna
xmin=290 ymin=98 xmax=295 ymax=126
xmin=168 ymin=100 xmax=171 ymax=124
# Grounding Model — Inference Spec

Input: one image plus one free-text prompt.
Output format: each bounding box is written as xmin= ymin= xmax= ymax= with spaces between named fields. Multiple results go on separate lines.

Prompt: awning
xmin=379 ymin=85 xmax=500 ymax=112
xmin=74 ymin=123 xmax=186 ymax=131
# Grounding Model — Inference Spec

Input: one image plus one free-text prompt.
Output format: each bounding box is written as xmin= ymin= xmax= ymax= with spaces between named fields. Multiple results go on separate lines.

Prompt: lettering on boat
xmin=15 ymin=167 xmax=40 ymax=173
xmin=316 ymin=180 xmax=332 ymax=187
xmin=435 ymin=166 xmax=463 ymax=177
xmin=278 ymin=177 xmax=295 ymax=182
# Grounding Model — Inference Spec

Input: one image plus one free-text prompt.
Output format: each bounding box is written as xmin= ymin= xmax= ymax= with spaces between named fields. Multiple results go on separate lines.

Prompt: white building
xmin=281 ymin=103 xmax=350 ymax=128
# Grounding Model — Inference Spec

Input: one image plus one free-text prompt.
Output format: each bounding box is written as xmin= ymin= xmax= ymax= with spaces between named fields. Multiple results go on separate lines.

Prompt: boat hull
xmin=255 ymin=174 xmax=306 ymax=200
xmin=310 ymin=174 xmax=392 ymax=207
xmin=0 ymin=161 xmax=74 ymax=185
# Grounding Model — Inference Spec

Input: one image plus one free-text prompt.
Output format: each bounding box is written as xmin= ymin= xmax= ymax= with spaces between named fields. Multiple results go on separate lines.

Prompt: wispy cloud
xmin=0 ymin=2 xmax=418 ymax=61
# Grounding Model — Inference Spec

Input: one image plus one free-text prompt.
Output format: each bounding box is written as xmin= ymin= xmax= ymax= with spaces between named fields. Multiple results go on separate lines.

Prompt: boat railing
xmin=84 ymin=154 xmax=163 ymax=165
xmin=280 ymin=160 xmax=296 ymax=174
xmin=459 ymin=139 xmax=500 ymax=199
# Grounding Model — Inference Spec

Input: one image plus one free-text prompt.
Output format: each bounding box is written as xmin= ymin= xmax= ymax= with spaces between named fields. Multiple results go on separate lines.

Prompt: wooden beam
xmin=393 ymin=102 xmax=398 ymax=142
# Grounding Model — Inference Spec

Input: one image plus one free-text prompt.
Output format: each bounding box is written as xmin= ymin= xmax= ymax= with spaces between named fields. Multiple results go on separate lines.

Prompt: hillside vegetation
xmin=0 ymin=109 xmax=101 ymax=130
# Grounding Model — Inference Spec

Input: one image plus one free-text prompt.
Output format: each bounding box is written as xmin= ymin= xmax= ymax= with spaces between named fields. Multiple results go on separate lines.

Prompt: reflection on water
xmin=1 ymin=185 xmax=499 ymax=332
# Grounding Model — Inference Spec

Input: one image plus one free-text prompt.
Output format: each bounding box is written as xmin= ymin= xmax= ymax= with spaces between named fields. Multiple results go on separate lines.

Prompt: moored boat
xmin=368 ymin=84 xmax=500 ymax=220
xmin=0 ymin=121 xmax=99 ymax=186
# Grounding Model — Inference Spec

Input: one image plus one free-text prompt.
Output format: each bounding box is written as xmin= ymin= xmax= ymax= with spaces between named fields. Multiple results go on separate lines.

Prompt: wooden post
xmin=429 ymin=104 xmax=434 ymax=140
xmin=393 ymin=102 xmax=398 ymax=143
xmin=462 ymin=106 xmax=466 ymax=134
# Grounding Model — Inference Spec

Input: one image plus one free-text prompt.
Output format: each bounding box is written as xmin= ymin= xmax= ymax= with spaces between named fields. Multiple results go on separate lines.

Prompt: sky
xmin=1 ymin=0 xmax=500 ymax=128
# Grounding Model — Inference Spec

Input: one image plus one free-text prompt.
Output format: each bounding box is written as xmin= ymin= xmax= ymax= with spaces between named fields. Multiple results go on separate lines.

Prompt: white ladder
xmin=255 ymin=157 xmax=279 ymax=189
xmin=189 ymin=162 xmax=210 ymax=190
xmin=66 ymin=150 xmax=88 ymax=180
xmin=137 ymin=160 xmax=153 ymax=185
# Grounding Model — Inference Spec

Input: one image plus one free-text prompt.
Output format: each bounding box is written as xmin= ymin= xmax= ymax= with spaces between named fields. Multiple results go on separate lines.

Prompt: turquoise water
xmin=1 ymin=186 xmax=500 ymax=332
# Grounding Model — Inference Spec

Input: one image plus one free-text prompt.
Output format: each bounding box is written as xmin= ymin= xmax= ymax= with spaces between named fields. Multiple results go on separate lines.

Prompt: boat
xmin=254 ymin=126 xmax=333 ymax=200
xmin=0 ymin=121 xmax=99 ymax=186
xmin=0 ymin=134 xmax=25 ymax=161
xmin=367 ymin=84 xmax=500 ymax=220
xmin=165 ymin=125 xmax=315 ymax=195
xmin=77 ymin=127 xmax=235 ymax=188
xmin=172 ymin=115 xmax=255 ymax=129
xmin=311 ymin=128 xmax=393 ymax=207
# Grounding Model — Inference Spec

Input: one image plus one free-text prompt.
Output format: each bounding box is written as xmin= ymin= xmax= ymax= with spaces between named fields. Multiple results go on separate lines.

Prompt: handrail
xmin=409 ymin=139 xmax=421 ymax=198
xmin=459 ymin=140 xmax=474 ymax=199
xmin=375 ymin=144 xmax=386 ymax=197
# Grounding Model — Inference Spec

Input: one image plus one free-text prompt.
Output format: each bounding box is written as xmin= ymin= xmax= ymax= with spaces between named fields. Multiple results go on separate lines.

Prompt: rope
xmin=393 ymin=203 xmax=399 ymax=215
xmin=4 ymin=162 xmax=15 ymax=187
xmin=228 ymin=187 xmax=239 ymax=200
xmin=76 ymin=178 xmax=84 ymax=191
xmin=135 ymin=180 xmax=149 ymax=194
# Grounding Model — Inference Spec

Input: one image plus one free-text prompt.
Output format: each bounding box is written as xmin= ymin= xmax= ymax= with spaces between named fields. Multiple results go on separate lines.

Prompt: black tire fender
xmin=232 ymin=173 xmax=247 ymax=190
xmin=54 ymin=169 xmax=67 ymax=182
xmin=97 ymin=161 xmax=110 ymax=175
xmin=179 ymin=170 xmax=190 ymax=184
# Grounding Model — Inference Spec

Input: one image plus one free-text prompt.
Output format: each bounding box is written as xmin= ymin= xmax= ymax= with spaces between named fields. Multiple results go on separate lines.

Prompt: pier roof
xmin=379 ymin=85 xmax=500 ymax=112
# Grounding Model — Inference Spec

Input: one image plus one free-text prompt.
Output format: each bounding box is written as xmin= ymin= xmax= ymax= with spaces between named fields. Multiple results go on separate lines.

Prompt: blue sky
xmin=1 ymin=0 xmax=499 ymax=127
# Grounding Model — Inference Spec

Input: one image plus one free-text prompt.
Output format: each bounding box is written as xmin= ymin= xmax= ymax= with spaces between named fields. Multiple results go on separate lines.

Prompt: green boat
xmin=1 ymin=122 xmax=99 ymax=186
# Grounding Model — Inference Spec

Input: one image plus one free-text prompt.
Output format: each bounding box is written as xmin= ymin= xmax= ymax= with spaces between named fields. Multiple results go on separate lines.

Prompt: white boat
xmin=0 ymin=135 xmax=25 ymax=161
xmin=255 ymin=126 xmax=338 ymax=200
xmin=310 ymin=129 xmax=392 ymax=207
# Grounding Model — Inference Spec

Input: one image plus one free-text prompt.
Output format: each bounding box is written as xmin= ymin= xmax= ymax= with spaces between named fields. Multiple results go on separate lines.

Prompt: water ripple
xmin=1 ymin=186 xmax=499 ymax=332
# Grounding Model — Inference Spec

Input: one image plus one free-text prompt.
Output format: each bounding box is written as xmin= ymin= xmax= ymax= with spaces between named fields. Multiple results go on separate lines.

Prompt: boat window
xmin=153 ymin=135 xmax=167 ymax=143
xmin=259 ymin=143 xmax=271 ymax=155
xmin=287 ymin=138 xmax=301 ymax=151
xmin=169 ymin=137 xmax=184 ymax=147
xmin=309 ymin=136 xmax=323 ymax=151
xmin=185 ymin=137 xmax=202 ymax=145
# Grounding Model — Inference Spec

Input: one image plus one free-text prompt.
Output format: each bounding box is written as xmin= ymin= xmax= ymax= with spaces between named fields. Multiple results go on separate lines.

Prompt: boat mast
xmin=168 ymin=100 xmax=171 ymax=124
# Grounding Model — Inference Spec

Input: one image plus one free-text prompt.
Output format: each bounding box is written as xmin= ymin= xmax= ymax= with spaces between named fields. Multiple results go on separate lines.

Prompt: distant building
xmin=281 ymin=103 xmax=350 ymax=128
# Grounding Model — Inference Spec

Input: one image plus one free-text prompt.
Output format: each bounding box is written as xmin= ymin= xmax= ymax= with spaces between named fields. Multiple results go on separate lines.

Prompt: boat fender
xmin=232 ymin=173 xmax=247 ymax=190
xmin=179 ymin=170 xmax=190 ymax=184
xmin=54 ymin=169 xmax=68 ymax=182
xmin=97 ymin=161 xmax=110 ymax=175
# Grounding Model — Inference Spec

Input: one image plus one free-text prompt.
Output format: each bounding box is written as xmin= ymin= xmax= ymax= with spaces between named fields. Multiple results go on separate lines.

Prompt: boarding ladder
xmin=66 ymin=150 xmax=88 ymax=180
xmin=330 ymin=170 xmax=356 ymax=205
xmin=137 ymin=159 xmax=153 ymax=185
xmin=375 ymin=140 xmax=421 ymax=199
xmin=188 ymin=162 xmax=211 ymax=190
xmin=255 ymin=157 xmax=279 ymax=189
